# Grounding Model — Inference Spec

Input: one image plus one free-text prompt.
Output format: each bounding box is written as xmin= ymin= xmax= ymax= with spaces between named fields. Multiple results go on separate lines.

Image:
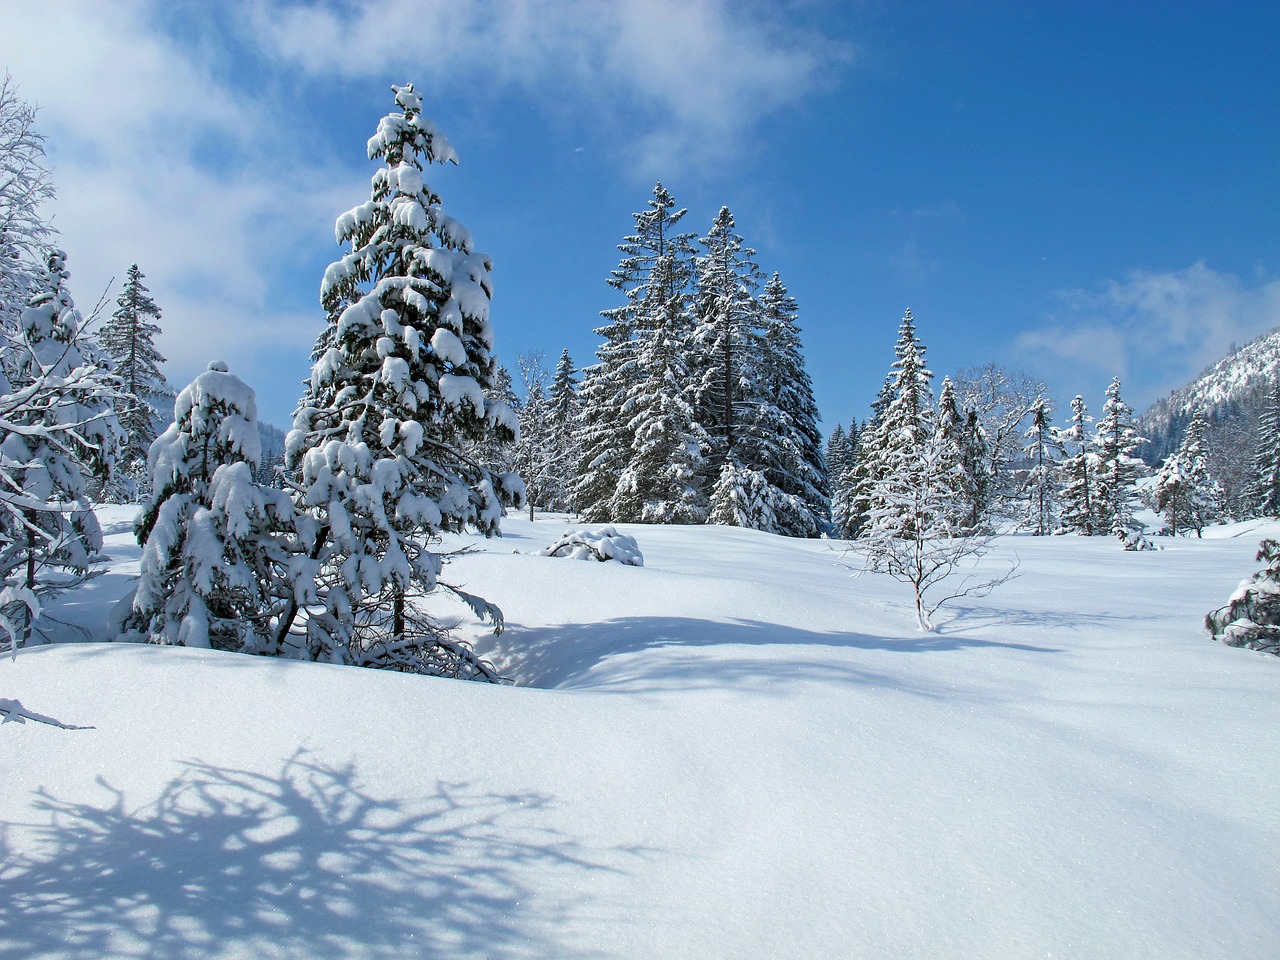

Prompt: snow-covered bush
xmin=126 ymin=362 xmax=295 ymax=652
xmin=1205 ymin=539 xmax=1280 ymax=656
xmin=538 ymin=527 xmax=644 ymax=566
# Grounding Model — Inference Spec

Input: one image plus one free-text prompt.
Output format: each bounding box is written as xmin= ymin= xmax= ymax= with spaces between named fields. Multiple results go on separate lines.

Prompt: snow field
xmin=3 ymin=507 xmax=1279 ymax=959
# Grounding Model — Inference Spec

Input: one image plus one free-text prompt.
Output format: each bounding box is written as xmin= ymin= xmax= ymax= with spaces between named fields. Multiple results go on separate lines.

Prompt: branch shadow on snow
xmin=0 ymin=752 xmax=620 ymax=960
xmin=496 ymin=617 xmax=1062 ymax=691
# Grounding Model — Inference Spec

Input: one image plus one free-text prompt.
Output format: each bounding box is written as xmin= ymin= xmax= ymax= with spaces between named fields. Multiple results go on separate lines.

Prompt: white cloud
xmin=0 ymin=0 xmax=848 ymax=422
xmin=247 ymin=0 xmax=848 ymax=177
xmin=0 ymin=0 xmax=352 ymax=422
xmin=1014 ymin=262 xmax=1280 ymax=409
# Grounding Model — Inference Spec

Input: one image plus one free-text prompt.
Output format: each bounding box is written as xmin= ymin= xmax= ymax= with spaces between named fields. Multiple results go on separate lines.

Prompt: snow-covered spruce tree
xmin=0 ymin=75 xmax=55 ymax=341
xmin=0 ymin=250 xmax=120 ymax=649
xmin=542 ymin=348 xmax=581 ymax=512
xmin=466 ymin=360 xmax=518 ymax=474
xmin=515 ymin=352 xmax=556 ymax=520
xmin=934 ymin=376 xmax=971 ymax=532
xmin=1250 ymin=379 xmax=1280 ymax=517
xmin=826 ymin=424 xmax=850 ymax=488
xmin=856 ymin=310 xmax=930 ymax=532
xmin=1021 ymin=396 xmax=1061 ymax=535
xmin=854 ymin=311 xmax=1013 ymax=629
xmin=694 ymin=206 xmax=761 ymax=490
xmin=828 ymin=422 xmax=860 ymax=539
xmin=286 ymin=83 xmax=521 ymax=679
xmin=127 ymin=362 xmax=294 ymax=651
xmin=1056 ymin=395 xmax=1101 ymax=535
xmin=576 ymin=182 xmax=698 ymax=522
xmin=1205 ymin=539 xmax=1280 ymax=656
xmin=1093 ymin=377 xmax=1144 ymax=535
xmin=99 ymin=263 xmax=171 ymax=500
xmin=1154 ymin=412 xmax=1221 ymax=536
xmin=959 ymin=408 xmax=993 ymax=532
xmin=612 ymin=251 xmax=707 ymax=523
xmin=614 ymin=254 xmax=709 ymax=523
xmin=746 ymin=272 xmax=829 ymax=537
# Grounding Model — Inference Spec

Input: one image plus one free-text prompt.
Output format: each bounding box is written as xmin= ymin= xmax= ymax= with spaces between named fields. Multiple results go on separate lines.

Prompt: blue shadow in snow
xmin=495 ymin=616 xmax=1061 ymax=691
xmin=0 ymin=751 xmax=630 ymax=960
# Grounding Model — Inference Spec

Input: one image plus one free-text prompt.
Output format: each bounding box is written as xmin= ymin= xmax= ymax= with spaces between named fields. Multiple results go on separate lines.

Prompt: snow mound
xmin=536 ymin=527 xmax=643 ymax=566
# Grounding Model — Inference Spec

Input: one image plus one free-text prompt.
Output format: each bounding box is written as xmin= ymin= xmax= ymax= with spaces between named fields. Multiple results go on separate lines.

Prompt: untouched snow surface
xmin=3 ymin=507 xmax=1280 ymax=959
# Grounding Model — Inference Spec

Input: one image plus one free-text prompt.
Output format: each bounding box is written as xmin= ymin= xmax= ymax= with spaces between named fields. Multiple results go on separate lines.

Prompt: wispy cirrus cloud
xmin=1014 ymin=261 xmax=1280 ymax=409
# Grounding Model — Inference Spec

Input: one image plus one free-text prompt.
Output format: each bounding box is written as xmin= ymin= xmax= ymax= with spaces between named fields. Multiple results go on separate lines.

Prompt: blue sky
xmin=2 ymin=0 xmax=1278 ymax=432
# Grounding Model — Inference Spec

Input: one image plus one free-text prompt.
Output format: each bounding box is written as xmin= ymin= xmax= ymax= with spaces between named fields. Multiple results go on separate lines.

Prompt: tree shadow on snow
xmin=0 ymin=752 xmax=623 ymax=960
xmin=497 ymin=617 xmax=1061 ymax=691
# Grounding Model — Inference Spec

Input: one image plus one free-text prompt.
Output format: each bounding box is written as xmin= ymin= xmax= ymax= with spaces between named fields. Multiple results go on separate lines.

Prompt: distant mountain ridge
xmin=1137 ymin=325 xmax=1280 ymax=464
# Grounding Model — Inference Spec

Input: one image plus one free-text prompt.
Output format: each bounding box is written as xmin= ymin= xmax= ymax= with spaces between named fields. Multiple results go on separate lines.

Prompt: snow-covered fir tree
xmin=99 ymin=263 xmax=171 ymax=499
xmin=0 ymin=75 xmax=54 ymax=342
xmin=855 ymin=310 xmax=932 ymax=533
xmin=746 ymin=272 xmax=829 ymax=537
xmin=708 ymin=460 xmax=776 ymax=530
xmin=0 ymin=249 xmax=120 ymax=648
xmin=1250 ymin=379 xmax=1280 ymax=517
xmin=286 ymin=83 xmax=521 ymax=678
xmin=1057 ymin=395 xmax=1101 ymax=535
xmin=694 ymin=206 xmax=761 ymax=483
xmin=577 ymin=182 xmax=697 ymax=522
xmin=515 ymin=353 xmax=556 ymax=520
xmin=934 ymin=376 xmax=969 ymax=531
xmin=1093 ymin=377 xmax=1144 ymax=535
xmin=826 ymin=424 xmax=851 ymax=486
xmin=959 ymin=409 xmax=992 ymax=532
xmin=613 ymin=254 xmax=709 ymax=523
xmin=1021 ymin=396 xmax=1060 ymax=535
xmin=542 ymin=348 xmax=581 ymax=512
xmin=827 ymin=422 xmax=860 ymax=539
xmin=1154 ymin=412 xmax=1221 ymax=536
xmin=127 ymin=362 xmax=293 ymax=651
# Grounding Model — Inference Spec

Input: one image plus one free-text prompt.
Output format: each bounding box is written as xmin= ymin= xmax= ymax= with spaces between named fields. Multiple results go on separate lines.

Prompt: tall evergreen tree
xmin=1057 ymin=395 xmax=1101 ymax=535
xmin=614 ymin=255 xmax=709 ymax=524
xmin=747 ymin=272 xmax=829 ymax=537
xmin=543 ymin=348 xmax=581 ymax=512
xmin=1022 ymin=396 xmax=1060 ymax=535
xmin=514 ymin=353 xmax=554 ymax=520
xmin=862 ymin=309 xmax=937 ymax=539
xmin=1093 ymin=377 xmax=1143 ymax=534
xmin=99 ymin=263 xmax=171 ymax=495
xmin=285 ymin=83 xmax=521 ymax=676
xmin=856 ymin=309 xmax=932 ymax=535
xmin=693 ymin=206 xmax=761 ymax=476
xmin=576 ymin=182 xmax=697 ymax=521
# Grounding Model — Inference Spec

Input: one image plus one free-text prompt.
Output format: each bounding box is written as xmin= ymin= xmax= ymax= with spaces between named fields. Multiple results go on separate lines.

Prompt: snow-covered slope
xmin=1138 ymin=324 xmax=1280 ymax=462
xmin=3 ymin=510 xmax=1280 ymax=959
